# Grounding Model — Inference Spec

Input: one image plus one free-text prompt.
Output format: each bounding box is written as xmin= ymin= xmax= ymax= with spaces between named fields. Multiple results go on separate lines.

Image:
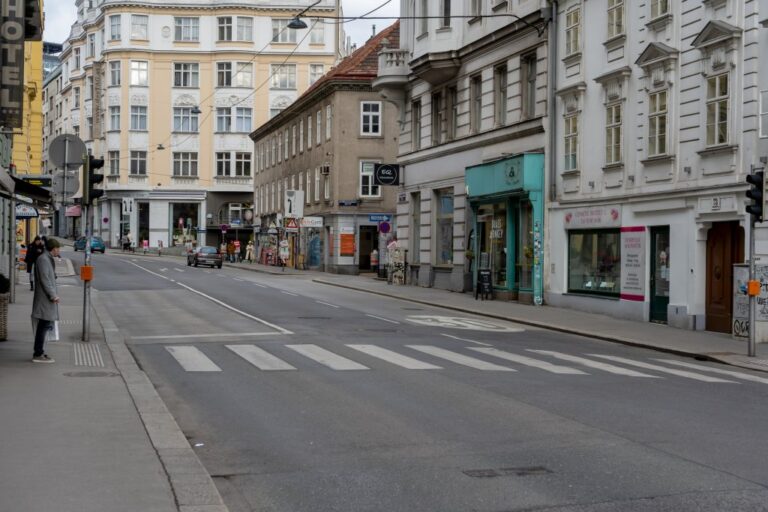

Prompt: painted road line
xmin=126 ymin=261 xmax=293 ymax=335
xmin=528 ymin=350 xmax=660 ymax=378
xmin=233 ymin=278 xmax=244 ymax=282
xmin=166 ymin=346 xmax=221 ymax=372
xmin=286 ymin=344 xmax=369 ymax=370
xmin=440 ymin=333 xmax=492 ymax=347
xmin=469 ymin=348 xmax=587 ymax=375
xmin=588 ymin=355 xmax=737 ymax=383
xmin=655 ymin=359 xmax=768 ymax=385
xmin=347 ymin=345 xmax=442 ymax=370
xmin=252 ymin=283 xmax=267 ymax=288
xmin=159 ymin=268 xmax=168 ymax=272
xmin=174 ymin=268 xmax=184 ymax=273
xmin=204 ymin=270 xmax=211 ymax=274
xmin=281 ymin=291 xmax=298 ymax=297
xmin=407 ymin=346 xmax=515 ymax=371
xmin=227 ymin=345 xmax=296 ymax=371
xmin=316 ymin=301 xmax=340 ymax=308
xmin=366 ymin=314 xmax=400 ymax=325
xmin=131 ymin=332 xmax=277 ymax=340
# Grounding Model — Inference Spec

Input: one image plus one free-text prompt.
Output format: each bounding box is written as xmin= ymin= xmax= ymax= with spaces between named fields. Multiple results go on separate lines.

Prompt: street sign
xmin=284 ymin=190 xmax=305 ymax=218
xmin=369 ymin=214 xmax=391 ymax=222
xmin=49 ymin=134 xmax=86 ymax=169
xmin=284 ymin=217 xmax=299 ymax=232
xmin=379 ymin=221 xmax=391 ymax=234
xmin=53 ymin=170 xmax=79 ymax=198
xmin=373 ymin=163 xmax=400 ymax=186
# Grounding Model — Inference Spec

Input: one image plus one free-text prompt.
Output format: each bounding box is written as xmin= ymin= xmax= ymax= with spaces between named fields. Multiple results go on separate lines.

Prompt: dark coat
xmin=31 ymin=251 xmax=58 ymax=321
xmin=24 ymin=243 xmax=44 ymax=273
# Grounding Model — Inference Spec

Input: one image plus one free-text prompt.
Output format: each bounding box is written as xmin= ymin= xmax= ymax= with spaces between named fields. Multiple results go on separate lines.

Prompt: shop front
xmin=465 ymin=154 xmax=544 ymax=304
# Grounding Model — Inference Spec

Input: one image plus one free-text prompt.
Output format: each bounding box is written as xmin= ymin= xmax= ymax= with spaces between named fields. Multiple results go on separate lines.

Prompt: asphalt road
xmin=74 ymin=248 xmax=768 ymax=512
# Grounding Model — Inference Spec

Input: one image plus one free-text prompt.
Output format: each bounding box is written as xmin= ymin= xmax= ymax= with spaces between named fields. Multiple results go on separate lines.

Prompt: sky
xmin=43 ymin=0 xmax=400 ymax=48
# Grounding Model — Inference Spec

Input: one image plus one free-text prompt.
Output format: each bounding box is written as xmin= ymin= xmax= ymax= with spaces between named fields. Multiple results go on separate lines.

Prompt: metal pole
xmin=749 ymin=215 xmax=757 ymax=357
xmin=82 ymin=203 xmax=92 ymax=341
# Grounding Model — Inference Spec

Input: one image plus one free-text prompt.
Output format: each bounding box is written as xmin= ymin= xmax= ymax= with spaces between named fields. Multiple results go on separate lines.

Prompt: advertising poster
xmin=619 ymin=227 xmax=645 ymax=301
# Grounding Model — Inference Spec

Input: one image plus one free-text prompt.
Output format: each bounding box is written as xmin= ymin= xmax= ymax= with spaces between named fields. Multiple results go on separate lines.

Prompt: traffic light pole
xmin=82 ymin=203 xmax=92 ymax=342
xmin=749 ymin=215 xmax=756 ymax=358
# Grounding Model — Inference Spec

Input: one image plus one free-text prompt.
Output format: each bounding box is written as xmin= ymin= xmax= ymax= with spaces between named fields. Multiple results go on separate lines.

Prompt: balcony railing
xmin=171 ymin=175 xmax=199 ymax=187
xmin=128 ymin=174 xmax=148 ymax=185
xmin=214 ymin=175 xmax=253 ymax=185
xmin=377 ymin=49 xmax=409 ymax=78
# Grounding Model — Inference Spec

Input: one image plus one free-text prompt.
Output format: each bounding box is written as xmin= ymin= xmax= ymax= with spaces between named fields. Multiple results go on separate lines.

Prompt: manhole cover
xmin=63 ymin=371 xmax=119 ymax=378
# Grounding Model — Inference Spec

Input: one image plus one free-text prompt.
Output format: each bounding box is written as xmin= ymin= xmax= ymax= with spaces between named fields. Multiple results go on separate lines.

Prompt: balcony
xmin=211 ymin=175 xmax=253 ymax=192
xmin=372 ymin=48 xmax=410 ymax=91
xmin=410 ymin=50 xmax=461 ymax=85
xmin=171 ymin=176 xmax=200 ymax=188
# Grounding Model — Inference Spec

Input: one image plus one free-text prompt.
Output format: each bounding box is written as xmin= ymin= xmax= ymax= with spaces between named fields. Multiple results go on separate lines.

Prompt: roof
xmin=250 ymin=20 xmax=399 ymax=141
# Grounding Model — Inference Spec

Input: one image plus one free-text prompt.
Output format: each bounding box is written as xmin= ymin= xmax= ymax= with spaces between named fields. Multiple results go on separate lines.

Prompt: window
xmin=216 ymin=152 xmax=231 ymax=176
xmin=470 ymin=75 xmax=482 ymax=133
xmin=316 ymin=110 xmax=322 ymax=145
xmin=299 ymin=119 xmax=304 ymax=152
xmin=494 ymin=65 xmax=508 ymax=126
xmin=326 ymin=105 xmax=332 ymax=140
xmin=217 ymin=62 xmax=232 ymax=87
xmin=310 ymin=19 xmax=324 ymax=44
xmin=110 ymin=15 xmax=121 ymax=40
xmin=470 ymin=0 xmax=481 ymax=17
xmin=130 ymin=106 xmax=147 ymax=130
xmin=233 ymin=62 xmax=252 ymax=87
xmin=607 ymin=0 xmax=624 ymax=39
xmin=278 ymin=133 xmax=282 ymax=162
xmin=285 ymin=128 xmax=289 ymax=159
xmin=109 ymin=106 xmax=120 ymax=130
xmin=324 ymin=172 xmax=330 ymax=200
xmin=235 ymin=153 xmax=251 ymax=176
xmin=108 ymin=151 xmax=119 ymax=175
xmin=87 ymin=34 xmax=95 ymax=57
xmin=271 ymin=64 xmax=296 ymax=89
xmin=564 ymin=114 xmax=579 ymax=170
xmin=131 ymin=15 xmax=148 ymax=40
xmin=605 ymin=104 xmax=622 ymax=165
xmin=706 ymin=73 xmax=729 ymax=146
xmin=441 ymin=0 xmax=451 ymax=27
xmin=760 ymin=90 xmax=768 ymax=138
xmin=292 ymin=125 xmax=297 ymax=155
xmin=565 ymin=8 xmax=580 ymax=56
xmin=306 ymin=172 xmax=311 ymax=203
xmin=272 ymin=19 xmax=297 ymax=43
xmin=235 ymin=108 xmax=252 ymax=132
xmin=73 ymin=87 xmax=80 ymax=107
xmin=307 ymin=115 xmax=312 ymax=148
xmin=648 ymin=90 xmax=667 ymax=156
xmin=361 ymin=101 xmax=382 ymax=135
xmin=568 ymin=230 xmax=621 ymax=296
xmin=522 ymin=54 xmax=537 ymax=118
xmin=431 ymin=92 xmax=443 ymax=145
xmin=419 ymin=0 xmax=428 ymax=34
xmin=314 ymin=168 xmax=320 ymax=202
xmin=130 ymin=151 xmax=147 ymax=174
xmin=173 ymin=107 xmax=199 ymax=132
xmin=130 ymin=61 xmax=148 ymax=85
xmin=412 ymin=100 xmax=422 ymax=150
xmin=216 ymin=108 xmax=231 ymax=132
xmin=218 ymin=17 xmax=232 ymax=41
xmin=173 ymin=152 xmax=198 ymax=176
xmin=651 ymin=0 xmax=669 ymax=19
xmin=410 ymin=192 xmax=421 ymax=260
xmin=360 ymin=161 xmax=380 ymax=197
xmin=309 ymin=64 xmax=324 ymax=85
xmin=85 ymin=76 xmax=93 ymax=100
xmin=174 ymin=17 xmax=199 ymax=41
xmin=447 ymin=86 xmax=458 ymax=140
xmin=237 ymin=17 xmax=253 ymax=41
xmin=436 ymin=189 xmax=454 ymax=266
xmin=173 ymin=63 xmax=199 ymax=87
xmin=109 ymin=61 xmax=121 ymax=86
xmin=74 ymin=48 xmax=80 ymax=69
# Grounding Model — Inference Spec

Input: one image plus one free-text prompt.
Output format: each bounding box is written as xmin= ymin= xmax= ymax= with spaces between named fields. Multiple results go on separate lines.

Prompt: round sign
xmin=374 ymin=164 xmax=400 ymax=186
xmin=379 ymin=221 xmax=391 ymax=234
xmin=49 ymin=134 xmax=87 ymax=169
xmin=102 ymin=217 xmax=109 ymax=224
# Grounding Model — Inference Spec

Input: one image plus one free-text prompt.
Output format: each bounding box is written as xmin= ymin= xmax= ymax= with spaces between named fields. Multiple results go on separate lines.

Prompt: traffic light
xmin=84 ymin=154 xmax=105 ymax=205
xmin=746 ymin=171 xmax=766 ymax=222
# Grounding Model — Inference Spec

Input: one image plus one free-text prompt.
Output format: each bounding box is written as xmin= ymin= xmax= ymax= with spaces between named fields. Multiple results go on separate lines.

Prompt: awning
xmin=65 ymin=205 xmax=82 ymax=217
xmin=15 ymin=204 xmax=38 ymax=218
xmin=10 ymin=175 xmax=51 ymax=203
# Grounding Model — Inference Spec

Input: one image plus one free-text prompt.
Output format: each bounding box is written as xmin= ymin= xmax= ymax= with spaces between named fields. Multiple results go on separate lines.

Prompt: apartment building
xmin=251 ymin=23 xmax=399 ymax=274
xmin=548 ymin=0 xmax=768 ymax=334
xmin=54 ymin=0 xmax=344 ymax=249
xmin=374 ymin=1 xmax=549 ymax=302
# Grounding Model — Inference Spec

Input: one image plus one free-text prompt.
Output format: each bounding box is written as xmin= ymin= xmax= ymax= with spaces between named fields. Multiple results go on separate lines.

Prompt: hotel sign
xmin=0 ymin=0 xmax=26 ymax=128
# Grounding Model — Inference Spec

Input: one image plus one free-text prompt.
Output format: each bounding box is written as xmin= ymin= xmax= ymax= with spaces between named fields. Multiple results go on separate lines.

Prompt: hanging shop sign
xmin=15 ymin=203 xmax=38 ymax=218
xmin=373 ymin=164 xmax=400 ymax=186
xmin=0 ymin=0 xmax=26 ymax=128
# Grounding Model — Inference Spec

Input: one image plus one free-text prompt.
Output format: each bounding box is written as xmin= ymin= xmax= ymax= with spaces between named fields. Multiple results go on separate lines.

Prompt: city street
xmin=75 ymin=248 xmax=768 ymax=512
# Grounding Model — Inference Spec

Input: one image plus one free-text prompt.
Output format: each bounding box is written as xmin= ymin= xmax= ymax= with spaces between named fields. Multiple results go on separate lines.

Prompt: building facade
xmin=53 ymin=0 xmax=344 ymax=250
xmin=548 ymin=0 xmax=768 ymax=334
xmin=374 ymin=1 xmax=549 ymax=302
xmin=251 ymin=24 xmax=399 ymax=274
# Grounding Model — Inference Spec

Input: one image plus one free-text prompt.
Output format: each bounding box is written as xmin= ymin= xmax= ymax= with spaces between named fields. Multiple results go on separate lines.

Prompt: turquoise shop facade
xmin=465 ymin=153 xmax=544 ymax=304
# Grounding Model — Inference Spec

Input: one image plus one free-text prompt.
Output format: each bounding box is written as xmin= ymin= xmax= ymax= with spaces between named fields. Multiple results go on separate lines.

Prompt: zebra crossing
xmin=161 ymin=344 xmax=768 ymax=385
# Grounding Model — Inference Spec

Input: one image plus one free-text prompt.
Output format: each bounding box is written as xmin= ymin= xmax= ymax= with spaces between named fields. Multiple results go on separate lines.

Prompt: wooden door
xmin=706 ymin=222 xmax=744 ymax=333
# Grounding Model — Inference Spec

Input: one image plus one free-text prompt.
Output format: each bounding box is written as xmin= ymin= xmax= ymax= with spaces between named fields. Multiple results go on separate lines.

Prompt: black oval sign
xmin=374 ymin=164 xmax=400 ymax=186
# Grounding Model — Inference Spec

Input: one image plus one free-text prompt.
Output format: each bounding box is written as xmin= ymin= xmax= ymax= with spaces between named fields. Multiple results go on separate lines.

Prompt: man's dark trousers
xmin=33 ymin=320 xmax=52 ymax=358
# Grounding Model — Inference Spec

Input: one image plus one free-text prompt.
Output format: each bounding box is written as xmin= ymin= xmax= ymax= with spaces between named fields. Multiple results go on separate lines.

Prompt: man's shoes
xmin=32 ymin=354 xmax=55 ymax=363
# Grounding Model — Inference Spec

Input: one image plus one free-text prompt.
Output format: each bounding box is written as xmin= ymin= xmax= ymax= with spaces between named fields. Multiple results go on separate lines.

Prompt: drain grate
xmin=463 ymin=466 xmax=552 ymax=478
xmin=73 ymin=343 xmax=105 ymax=367
xmin=63 ymin=371 xmax=118 ymax=378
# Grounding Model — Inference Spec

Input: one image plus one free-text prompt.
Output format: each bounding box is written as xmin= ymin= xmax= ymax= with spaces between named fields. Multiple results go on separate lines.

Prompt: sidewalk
xmin=0 ymin=264 xmax=227 ymax=512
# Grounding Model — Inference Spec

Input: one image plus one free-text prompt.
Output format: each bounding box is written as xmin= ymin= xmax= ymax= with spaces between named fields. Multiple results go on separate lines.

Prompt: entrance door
xmin=649 ymin=226 xmax=670 ymax=323
xmin=359 ymin=225 xmax=377 ymax=271
xmin=706 ymin=221 xmax=744 ymax=333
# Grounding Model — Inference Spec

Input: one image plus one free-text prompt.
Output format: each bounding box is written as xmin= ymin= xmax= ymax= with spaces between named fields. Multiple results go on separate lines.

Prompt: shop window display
xmin=171 ymin=203 xmax=199 ymax=247
xmin=568 ymin=230 xmax=620 ymax=296
xmin=478 ymin=203 xmax=507 ymax=288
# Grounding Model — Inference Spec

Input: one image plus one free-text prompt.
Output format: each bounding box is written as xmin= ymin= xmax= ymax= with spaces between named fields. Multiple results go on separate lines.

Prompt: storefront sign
xmin=373 ymin=163 xmax=400 ymax=186
xmin=619 ymin=227 xmax=646 ymax=301
xmin=284 ymin=190 xmax=304 ymax=218
xmin=15 ymin=203 xmax=37 ymax=218
xmin=340 ymin=233 xmax=355 ymax=257
xmin=0 ymin=0 xmax=26 ymax=128
xmin=564 ymin=206 xmax=621 ymax=229
xmin=300 ymin=216 xmax=323 ymax=228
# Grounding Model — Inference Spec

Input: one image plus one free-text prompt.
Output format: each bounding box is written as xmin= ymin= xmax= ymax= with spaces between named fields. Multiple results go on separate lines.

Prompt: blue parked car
xmin=74 ymin=236 xmax=106 ymax=253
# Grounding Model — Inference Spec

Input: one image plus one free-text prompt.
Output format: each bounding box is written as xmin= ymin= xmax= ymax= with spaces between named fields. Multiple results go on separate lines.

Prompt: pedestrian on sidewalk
xmin=234 ymin=239 xmax=241 ymax=262
xmin=227 ymin=240 xmax=236 ymax=263
xmin=31 ymin=238 xmax=61 ymax=363
xmin=245 ymin=240 xmax=254 ymax=263
xmin=24 ymin=236 xmax=44 ymax=291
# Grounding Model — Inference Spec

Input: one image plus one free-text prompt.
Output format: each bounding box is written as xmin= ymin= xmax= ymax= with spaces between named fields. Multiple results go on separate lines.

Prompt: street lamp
xmin=287 ymin=0 xmax=322 ymax=29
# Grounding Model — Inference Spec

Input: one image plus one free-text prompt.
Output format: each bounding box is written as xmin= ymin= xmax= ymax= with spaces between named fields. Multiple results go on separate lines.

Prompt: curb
xmin=222 ymin=262 xmax=302 ymax=276
xmin=91 ymin=289 xmax=229 ymax=512
xmin=312 ymin=279 xmax=767 ymax=374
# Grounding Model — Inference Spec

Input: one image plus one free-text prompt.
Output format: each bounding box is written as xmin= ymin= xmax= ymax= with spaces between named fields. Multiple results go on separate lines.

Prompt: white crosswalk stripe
xmin=407 ymin=345 xmax=515 ymax=371
xmin=528 ymin=350 xmax=660 ymax=378
xmin=347 ymin=345 xmax=442 ymax=370
xmin=588 ymin=355 xmax=738 ymax=383
xmin=286 ymin=344 xmax=369 ymax=370
xmin=166 ymin=346 xmax=221 ymax=372
xmin=227 ymin=345 xmax=296 ymax=371
xmin=655 ymin=359 xmax=768 ymax=385
xmin=470 ymin=348 xmax=587 ymax=375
